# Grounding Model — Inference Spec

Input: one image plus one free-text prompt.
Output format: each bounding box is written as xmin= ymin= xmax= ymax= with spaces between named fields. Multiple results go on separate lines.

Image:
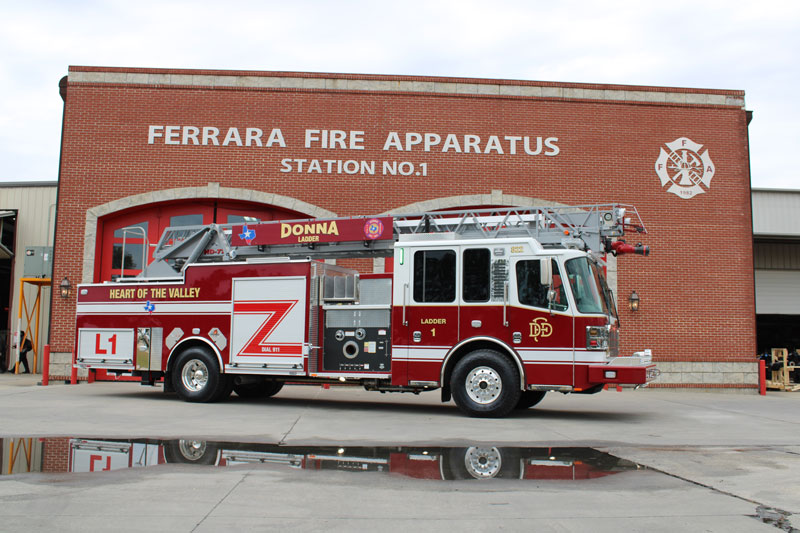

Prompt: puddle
xmin=1 ymin=437 xmax=643 ymax=481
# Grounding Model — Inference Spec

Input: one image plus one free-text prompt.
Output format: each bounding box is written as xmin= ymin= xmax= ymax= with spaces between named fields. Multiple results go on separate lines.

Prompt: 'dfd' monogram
xmin=529 ymin=317 xmax=553 ymax=342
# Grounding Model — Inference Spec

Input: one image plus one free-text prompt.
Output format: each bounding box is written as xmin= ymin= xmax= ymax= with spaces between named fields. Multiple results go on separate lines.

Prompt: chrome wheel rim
xmin=181 ymin=359 xmax=209 ymax=392
xmin=465 ymin=366 xmax=502 ymax=404
xmin=464 ymin=447 xmax=502 ymax=479
xmin=178 ymin=440 xmax=207 ymax=461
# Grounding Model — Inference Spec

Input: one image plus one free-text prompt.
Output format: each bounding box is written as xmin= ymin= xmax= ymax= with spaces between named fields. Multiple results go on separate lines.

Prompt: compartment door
xmin=77 ymin=328 xmax=135 ymax=366
xmin=230 ymin=277 xmax=307 ymax=370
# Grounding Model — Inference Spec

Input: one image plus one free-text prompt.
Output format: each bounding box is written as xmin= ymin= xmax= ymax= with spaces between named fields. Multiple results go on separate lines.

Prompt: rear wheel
xmin=515 ymin=390 xmax=546 ymax=409
xmin=234 ymin=380 xmax=284 ymax=399
xmin=451 ymin=350 xmax=521 ymax=418
xmin=172 ymin=347 xmax=224 ymax=402
xmin=212 ymin=374 xmax=234 ymax=402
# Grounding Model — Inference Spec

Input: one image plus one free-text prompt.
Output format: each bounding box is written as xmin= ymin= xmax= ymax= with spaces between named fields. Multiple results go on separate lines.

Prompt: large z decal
xmin=234 ymin=300 xmax=301 ymax=356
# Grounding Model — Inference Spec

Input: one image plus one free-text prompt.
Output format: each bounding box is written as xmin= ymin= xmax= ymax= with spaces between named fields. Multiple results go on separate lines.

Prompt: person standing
xmin=16 ymin=331 xmax=32 ymax=374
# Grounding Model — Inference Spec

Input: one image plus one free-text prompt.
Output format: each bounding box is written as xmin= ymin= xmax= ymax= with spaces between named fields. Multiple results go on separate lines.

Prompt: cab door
xmin=507 ymin=257 xmax=574 ymax=387
xmin=458 ymin=247 xmax=506 ymax=343
xmin=396 ymin=247 xmax=460 ymax=384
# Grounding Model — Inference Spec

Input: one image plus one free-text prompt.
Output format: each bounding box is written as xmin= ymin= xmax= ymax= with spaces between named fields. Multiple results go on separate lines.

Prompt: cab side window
xmin=516 ymin=259 xmax=568 ymax=311
xmin=463 ymin=248 xmax=490 ymax=302
xmin=414 ymin=250 xmax=456 ymax=303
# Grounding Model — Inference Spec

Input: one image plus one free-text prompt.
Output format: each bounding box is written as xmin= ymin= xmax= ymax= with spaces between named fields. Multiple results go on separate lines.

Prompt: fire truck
xmin=75 ymin=204 xmax=657 ymax=417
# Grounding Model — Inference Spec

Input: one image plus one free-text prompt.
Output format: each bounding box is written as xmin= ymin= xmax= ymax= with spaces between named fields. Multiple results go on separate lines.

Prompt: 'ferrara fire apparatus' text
xmin=147 ymin=126 xmax=560 ymax=155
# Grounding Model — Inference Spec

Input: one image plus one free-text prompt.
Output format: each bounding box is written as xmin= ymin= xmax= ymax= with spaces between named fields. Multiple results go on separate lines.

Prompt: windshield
xmin=596 ymin=262 xmax=618 ymax=319
xmin=565 ymin=257 xmax=611 ymax=315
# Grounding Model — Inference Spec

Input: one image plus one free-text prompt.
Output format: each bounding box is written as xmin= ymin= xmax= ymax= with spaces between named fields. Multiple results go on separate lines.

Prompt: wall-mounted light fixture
xmin=628 ymin=290 xmax=640 ymax=312
xmin=59 ymin=276 xmax=72 ymax=299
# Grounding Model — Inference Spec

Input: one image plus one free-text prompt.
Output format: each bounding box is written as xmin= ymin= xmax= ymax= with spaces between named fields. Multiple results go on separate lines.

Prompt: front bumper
xmin=587 ymin=350 xmax=660 ymax=386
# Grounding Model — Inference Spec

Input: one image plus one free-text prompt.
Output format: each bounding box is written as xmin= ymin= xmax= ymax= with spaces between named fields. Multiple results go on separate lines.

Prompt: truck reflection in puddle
xmin=55 ymin=439 xmax=641 ymax=481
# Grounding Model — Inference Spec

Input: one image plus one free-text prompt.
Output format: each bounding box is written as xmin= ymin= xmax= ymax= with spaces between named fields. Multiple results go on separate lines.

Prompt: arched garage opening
xmin=95 ymin=199 xmax=309 ymax=282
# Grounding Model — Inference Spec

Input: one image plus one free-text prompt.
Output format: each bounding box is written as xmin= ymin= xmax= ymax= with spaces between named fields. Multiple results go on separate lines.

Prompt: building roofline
xmin=752 ymin=187 xmax=800 ymax=194
xmin=0 ymin=180 xmax=58 ymax=188
xmin=66 ymin=66 xmax=746 ymax=109
xmin=67 ymin=66 xmax=745 ymax=96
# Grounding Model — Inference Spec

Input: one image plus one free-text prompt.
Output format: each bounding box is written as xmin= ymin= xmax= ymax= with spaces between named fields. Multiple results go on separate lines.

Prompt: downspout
xmin=46 ymin=75 xmax=68 ymax=348
xmin=745 ymin=109 xmax=757 ymax=356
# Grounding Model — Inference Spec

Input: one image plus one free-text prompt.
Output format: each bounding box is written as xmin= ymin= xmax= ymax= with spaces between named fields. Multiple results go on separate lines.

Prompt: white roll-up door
xmin=755 ymin=270 xmax=800 ymax=314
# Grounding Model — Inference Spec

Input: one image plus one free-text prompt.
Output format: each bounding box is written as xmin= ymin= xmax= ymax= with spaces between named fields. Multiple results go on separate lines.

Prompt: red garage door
xmin=96 ymin=199 xmax=307 ymax=282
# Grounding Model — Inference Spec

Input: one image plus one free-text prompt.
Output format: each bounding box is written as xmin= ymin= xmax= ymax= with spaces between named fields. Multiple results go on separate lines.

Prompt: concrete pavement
xmin=1 ymin=375 xmax=797 ymax=447
xmin=1 ymin=374 xmax=798 ymax=531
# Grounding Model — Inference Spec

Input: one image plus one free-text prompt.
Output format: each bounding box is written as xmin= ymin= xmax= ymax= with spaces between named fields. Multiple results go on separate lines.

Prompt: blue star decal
xmin=144 ymin=301 xmax=155 ymax=314
xmin=239 ymin=225 xmax=256 ymax=245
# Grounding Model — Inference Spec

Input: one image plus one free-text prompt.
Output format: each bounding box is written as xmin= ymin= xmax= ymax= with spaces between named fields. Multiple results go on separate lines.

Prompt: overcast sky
xmin=0 ymin=0 xmax=797 ymax=189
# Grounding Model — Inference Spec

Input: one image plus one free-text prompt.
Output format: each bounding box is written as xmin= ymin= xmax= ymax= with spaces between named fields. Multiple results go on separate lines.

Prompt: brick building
xmin=50 ymin=66 xmax=755 ymax=388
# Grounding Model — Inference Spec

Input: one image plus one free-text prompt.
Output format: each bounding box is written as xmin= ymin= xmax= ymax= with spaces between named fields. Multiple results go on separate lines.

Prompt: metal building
xmin=752 ymin=188 xmax=800 ymax=353
xmin=0 ymin=181 xmax=58 ymax=373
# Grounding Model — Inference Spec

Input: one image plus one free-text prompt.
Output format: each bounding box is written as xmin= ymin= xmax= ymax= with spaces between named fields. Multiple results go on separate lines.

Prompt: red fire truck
xmin=75 ymin=205 xmax=657 ymax=417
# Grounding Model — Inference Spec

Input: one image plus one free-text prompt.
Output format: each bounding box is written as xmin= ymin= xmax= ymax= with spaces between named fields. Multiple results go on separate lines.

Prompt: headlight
xmin=586 ymin=325 xmax=609 ymax=350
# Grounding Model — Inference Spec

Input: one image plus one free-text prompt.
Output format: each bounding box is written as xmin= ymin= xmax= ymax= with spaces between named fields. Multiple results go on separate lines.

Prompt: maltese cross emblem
xmin=655 ymin=137 xmax=715 ymax=199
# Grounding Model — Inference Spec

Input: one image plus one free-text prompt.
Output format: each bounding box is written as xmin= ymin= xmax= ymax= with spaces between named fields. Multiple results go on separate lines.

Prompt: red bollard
xmin=42 ymin=344 xmax=50 ymax=386
xmin=759 ymin=359 xmax=766 ymax=396
xmin=70 ymin=351 xmax=78 ymax=385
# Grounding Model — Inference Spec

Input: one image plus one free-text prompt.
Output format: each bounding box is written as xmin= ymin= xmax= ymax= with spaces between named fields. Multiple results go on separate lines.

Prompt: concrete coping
xmin=67 ymin=70 xmax=745 ymax=109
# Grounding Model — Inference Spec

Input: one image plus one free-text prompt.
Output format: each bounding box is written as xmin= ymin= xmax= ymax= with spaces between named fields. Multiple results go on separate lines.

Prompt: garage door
xmin=755 ymin=269 xmax=800 ymax=314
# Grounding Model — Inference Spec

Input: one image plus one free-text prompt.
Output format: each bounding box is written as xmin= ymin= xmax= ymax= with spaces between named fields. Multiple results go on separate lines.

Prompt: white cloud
xmin=0 ymin=0 xmax=798 ymax=187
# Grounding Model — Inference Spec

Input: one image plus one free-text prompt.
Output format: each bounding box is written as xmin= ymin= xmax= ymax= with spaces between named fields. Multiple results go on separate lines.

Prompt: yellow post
xmin=7 ymin=438 xmax=34 ymax=474
xmin=8 ymin=439 xmax=14 ymax=472
xmin=33 ymin=286 xmax=41 ymax=370
xmin=16 ymin=277 xmax=50 ymax=374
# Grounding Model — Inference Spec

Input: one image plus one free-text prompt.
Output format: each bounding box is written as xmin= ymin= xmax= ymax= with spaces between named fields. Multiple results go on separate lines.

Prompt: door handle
xmin=402 ymin=283 xmax=408 ymax=326
xmin=503 ymin=281 xmax=509 ymax=327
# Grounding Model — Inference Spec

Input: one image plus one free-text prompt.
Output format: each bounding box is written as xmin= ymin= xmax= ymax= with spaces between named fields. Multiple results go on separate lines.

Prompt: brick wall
xmin=51 ymin=67 xmax=755 ymax=388
xmin=41 ymin=437 xmax=70 ymax=473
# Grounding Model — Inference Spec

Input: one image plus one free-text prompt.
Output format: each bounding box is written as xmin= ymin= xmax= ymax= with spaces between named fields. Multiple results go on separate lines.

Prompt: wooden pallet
xmin=765 ymin=348 xmax=800 ymax=392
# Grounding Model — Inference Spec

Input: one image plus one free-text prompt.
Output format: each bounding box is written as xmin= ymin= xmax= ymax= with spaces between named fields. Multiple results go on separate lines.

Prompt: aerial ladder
xmin=129 ymin=204 xmax=649 ymax=279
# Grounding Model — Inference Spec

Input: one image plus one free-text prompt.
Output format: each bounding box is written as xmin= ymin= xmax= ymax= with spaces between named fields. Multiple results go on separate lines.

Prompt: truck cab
xmin=392 ymin=234 xmax=654 ymax=416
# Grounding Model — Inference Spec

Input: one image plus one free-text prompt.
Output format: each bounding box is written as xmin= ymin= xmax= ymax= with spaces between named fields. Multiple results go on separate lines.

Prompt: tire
xmin=515 ymin=390 xmax=546 ymax=410
xmin=212 ymin=374 xmax=234 ymax=402
xmin=172 ymin=347 xmax=224 ymax=403
xmin=233 ymin=380 xmax=284 ymax=399
xmin=163 ymin=439 xmax=218 ymax=465
xmin=444 ymin=447 xmax=522 ymax=480
xmin=451 ymin=350 xmax=521 ymax=418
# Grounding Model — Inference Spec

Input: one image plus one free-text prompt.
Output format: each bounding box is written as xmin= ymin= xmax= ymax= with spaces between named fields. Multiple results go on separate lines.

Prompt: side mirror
xmin=540 ymin=259 xmax=553 ymax=287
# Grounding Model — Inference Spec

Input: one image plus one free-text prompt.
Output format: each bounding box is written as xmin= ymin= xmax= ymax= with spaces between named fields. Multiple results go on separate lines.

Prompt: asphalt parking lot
xmin=1 ymin=374 xmax=798 ymax=532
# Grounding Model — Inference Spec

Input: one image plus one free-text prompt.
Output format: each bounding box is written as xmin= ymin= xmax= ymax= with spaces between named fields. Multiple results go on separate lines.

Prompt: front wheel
xmin=172 ymin=347 xmax=224 ymax=402
xmin=451 ymin=350 xmax=521 ymax=418
xmin=163 ymin=439 xmax=218 ymax=465
xmin=444 ymin=446 xmax=523 ymax=480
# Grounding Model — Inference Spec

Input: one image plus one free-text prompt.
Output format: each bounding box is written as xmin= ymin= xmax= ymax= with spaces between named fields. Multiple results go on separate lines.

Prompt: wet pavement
xmin=1 ymin=374 xmax=798 ymax=531
xmin=1 ymin=438 xmax=644 ymax=480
